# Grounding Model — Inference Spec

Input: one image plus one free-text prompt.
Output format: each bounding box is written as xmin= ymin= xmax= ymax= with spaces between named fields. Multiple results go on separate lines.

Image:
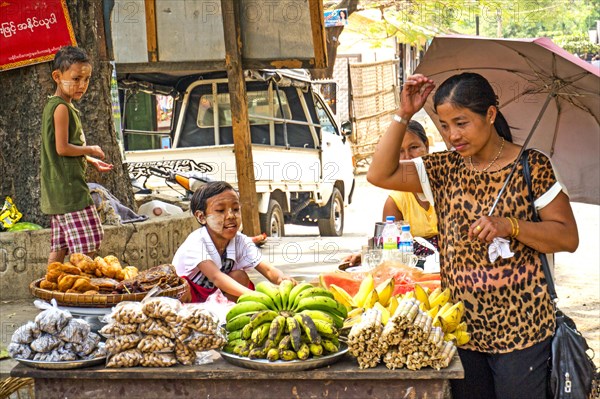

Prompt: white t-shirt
xmin=172 ymin=227 xmax=262 ymax=289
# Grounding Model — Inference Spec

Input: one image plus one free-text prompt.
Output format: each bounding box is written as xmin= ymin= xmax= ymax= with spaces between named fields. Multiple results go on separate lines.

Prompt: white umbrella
xmin=415 ymin=35 xmax=600 ymax=205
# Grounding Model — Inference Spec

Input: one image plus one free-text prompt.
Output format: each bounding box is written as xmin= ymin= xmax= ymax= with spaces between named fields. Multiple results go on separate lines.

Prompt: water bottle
xmin=398 ymin=224 xmax=414 ymax=263
xmin=381 ymin=216 xmax=400 ymax=259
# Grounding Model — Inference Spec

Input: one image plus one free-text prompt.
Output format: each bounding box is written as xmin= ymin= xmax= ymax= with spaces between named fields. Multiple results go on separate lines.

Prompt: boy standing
xmin=40 ymin=46 xmax=113 ymax=264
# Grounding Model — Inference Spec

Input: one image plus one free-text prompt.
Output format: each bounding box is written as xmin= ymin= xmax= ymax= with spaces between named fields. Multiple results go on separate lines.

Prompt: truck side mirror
xmin=341 ymin=120 xmax=353 ymax=136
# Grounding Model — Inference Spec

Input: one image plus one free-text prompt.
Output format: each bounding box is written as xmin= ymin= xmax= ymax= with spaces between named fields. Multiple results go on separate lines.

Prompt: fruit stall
xmin=9 ymin=255 xmax=464 ymax=398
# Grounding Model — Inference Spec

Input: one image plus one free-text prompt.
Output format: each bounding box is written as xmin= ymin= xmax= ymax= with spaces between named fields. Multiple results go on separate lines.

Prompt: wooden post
xmin=144 ymin=0 xmax=158 ymax=62
xmin=221 ymin=0 xmax=260 ymax=236
xmin=308 ymin=0 xmax=328 ymax=69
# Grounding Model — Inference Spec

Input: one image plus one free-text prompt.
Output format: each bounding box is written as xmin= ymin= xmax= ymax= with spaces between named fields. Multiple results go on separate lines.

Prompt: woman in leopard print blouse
xmin=367 ymin=72 xmax=579 ymax=399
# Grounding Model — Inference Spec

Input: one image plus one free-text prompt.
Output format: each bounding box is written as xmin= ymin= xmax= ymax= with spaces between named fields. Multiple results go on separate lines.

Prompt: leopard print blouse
xmin=418 ymin=149 xmax=561 ymax=353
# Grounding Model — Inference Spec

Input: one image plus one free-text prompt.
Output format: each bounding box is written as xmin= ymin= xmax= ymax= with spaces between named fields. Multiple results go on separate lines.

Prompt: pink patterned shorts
xmin=50 ymin=205 xmax=104 ymax=254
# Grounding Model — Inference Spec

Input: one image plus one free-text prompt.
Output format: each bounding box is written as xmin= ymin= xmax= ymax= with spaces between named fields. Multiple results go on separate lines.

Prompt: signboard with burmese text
xmin=0 ymin=0 xmax=76 ymax=71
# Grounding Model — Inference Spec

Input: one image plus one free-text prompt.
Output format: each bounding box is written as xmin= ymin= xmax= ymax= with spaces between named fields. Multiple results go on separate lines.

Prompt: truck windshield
xmin=197 ymin=91 xmax=292 ymax=128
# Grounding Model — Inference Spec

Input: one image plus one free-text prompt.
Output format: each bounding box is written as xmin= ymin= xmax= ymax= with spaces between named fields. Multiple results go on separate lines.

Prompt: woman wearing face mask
xmin=172 ymin=181 xmax=295 ymax=303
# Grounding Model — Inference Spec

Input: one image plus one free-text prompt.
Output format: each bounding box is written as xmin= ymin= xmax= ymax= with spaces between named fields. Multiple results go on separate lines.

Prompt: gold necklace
xmin=469 ymin=137 xmax=505 ymax=172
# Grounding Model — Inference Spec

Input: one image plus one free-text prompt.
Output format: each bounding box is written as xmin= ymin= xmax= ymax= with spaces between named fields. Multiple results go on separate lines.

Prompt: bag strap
xmin=520 ymin=150 xmax=558 ymax=301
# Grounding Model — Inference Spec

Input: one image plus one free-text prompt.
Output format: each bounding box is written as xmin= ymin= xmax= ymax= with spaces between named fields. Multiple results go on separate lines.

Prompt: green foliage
xmin=345 ymin=0 xmax=599 ymax=55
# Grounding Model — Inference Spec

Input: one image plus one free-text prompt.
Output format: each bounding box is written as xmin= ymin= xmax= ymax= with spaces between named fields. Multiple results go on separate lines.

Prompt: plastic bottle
xmin=381 ymin=216 xmax=400 ymax=259
xmin=398 ymin=224 xmax=414 ymax=261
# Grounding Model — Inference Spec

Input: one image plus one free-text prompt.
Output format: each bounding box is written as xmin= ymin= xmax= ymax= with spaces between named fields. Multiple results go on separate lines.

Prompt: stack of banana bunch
xmin=328 ymin=274 xmax=398 ymax=328
xmin=407 ymin=285 xmax=469 ymax=346
xmin=223 ymin=280 xmax=347 ymax=361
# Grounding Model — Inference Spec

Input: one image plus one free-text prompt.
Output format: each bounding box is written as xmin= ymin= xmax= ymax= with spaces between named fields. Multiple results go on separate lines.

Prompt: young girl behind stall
xmin=173 ymin=181 xmax=294 ymax=302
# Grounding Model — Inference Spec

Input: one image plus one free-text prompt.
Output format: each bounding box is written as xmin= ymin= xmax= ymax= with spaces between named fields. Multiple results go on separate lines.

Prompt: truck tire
xmin=260 ymin=199 xmax=285 ymax=237
xmin=318 ymin=188 xmax=344 ymax=237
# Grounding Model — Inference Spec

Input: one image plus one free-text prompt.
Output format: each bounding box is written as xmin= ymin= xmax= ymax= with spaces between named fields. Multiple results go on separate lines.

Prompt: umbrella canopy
xmin=414 ymin=35 xmax=600 ymax=205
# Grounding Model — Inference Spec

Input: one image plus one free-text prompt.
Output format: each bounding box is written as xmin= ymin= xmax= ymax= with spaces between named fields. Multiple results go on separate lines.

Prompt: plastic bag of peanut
xmin=137 ymin=335 xmax=175 ymax=353
xmin=110 ymin=302 xmax=147 ymax=324
xmin=105 ymin=333 xmax=142 ymax=355
xmin=106 ymin=348 xmax=142 ymax=368
xmin=141 ymin=297 xmax=181 ymax=324
xmin=140 ymin=352 xmax=177 ymax=367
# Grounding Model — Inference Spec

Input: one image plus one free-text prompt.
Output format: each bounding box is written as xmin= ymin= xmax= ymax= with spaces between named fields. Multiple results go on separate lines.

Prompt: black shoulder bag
xmin=521 ymin=151 xmax=599 ymax=399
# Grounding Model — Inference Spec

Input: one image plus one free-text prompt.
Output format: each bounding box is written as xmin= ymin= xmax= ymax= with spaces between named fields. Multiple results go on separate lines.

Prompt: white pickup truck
xmin=120 ymin=70 xmax=355 ymax=237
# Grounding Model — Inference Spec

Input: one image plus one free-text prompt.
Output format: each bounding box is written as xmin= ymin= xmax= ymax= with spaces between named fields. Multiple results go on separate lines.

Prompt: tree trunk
xmin=0 ymin=0 xmax=134 ymax=228
xmin=309 ymin=0 xmax=360 ymax=79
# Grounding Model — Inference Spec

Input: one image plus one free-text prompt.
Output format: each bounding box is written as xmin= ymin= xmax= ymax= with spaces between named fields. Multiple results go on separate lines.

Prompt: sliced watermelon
xmin=319 ymin=272 xmax=365 ymax=297
xmin=7 ymin=222 xmax=43 ymax=232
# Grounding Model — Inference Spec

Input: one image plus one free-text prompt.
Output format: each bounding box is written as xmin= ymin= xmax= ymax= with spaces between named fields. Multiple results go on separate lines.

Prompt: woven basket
xmin=29 ymin=278 xmax=187 ymax=308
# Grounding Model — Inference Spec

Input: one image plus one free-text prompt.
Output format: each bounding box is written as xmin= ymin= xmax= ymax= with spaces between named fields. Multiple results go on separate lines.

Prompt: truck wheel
xmin=318 ymin=188 xmax=344 ymax=237
xmin=260 ymin=200 xmax=285 ymax=237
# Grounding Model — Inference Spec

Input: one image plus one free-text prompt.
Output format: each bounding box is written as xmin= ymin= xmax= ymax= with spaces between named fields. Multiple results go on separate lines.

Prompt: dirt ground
xmin=552 ymin=203 xmax=600 ymax=367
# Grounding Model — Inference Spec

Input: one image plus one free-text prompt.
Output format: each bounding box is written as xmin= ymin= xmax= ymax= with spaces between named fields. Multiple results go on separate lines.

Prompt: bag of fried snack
xmin=11 ymin=321 xmax=40 ymax=344
xmin=8 ymin=343 xmax=33 ymax=360
xmin=57 ymin=317 xmax=91 ymax=344
xmin=30 ymin=333 xmax=63 ymax=353
xmin=34 ymin=299 xmax=72 ymax=334
xmin=106 ymin=348 xmax=142 ymax=368
xmin=141 ymin=297 xmax=181 ymax=324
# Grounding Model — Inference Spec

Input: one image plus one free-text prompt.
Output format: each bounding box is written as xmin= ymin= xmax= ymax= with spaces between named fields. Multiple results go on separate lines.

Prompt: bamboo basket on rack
xmin=29 ymin=278 xmax=187 ymax=308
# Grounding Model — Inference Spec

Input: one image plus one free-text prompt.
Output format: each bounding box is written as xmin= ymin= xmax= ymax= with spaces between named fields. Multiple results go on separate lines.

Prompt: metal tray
xmin=219 ymin=344 xmax=348 ymax=372
xmin=15 ymin=356 xmax=106 ymax=370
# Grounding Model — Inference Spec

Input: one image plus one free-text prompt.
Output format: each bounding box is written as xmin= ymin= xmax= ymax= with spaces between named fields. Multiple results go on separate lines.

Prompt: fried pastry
xmin=57 ymin=274 xmax=81 ymax=292
xmin=46 ymin=262 xmax=81 ymax=283
xmin=71 ymin=278 xmax=99 ymax=293
xmin=40 ymin=279 xmax=58 ymax=291
xmin=69 ymin=254 xmax=95 ymax=273
xmin=101 ymin=255 xmax=122 ymax=278
xmin=116 ymin=266 xmax=139 ymax=281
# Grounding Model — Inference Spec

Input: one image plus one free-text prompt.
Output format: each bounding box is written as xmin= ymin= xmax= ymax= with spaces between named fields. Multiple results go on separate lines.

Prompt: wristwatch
xmin=392 ymin=114 xmax=410 ymax=125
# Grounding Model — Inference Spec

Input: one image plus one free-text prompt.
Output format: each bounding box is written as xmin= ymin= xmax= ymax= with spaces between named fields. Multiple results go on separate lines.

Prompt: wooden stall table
xmin=11 ymin=351 xmax=463 ymax=399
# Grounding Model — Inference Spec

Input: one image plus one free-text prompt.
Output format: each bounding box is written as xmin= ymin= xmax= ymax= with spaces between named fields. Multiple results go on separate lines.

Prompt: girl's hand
xmin=86 ymin=145 xmax=105 ymax=159
xmin=469 ymin=216 xmax=513 ymax=242
xmin=399 ymin=74 xmax=435 ymax=118
xmin=87 ymin=156 xmax=113 ymax=173
xmin=276 ymin=276 xmax=297 ymax=286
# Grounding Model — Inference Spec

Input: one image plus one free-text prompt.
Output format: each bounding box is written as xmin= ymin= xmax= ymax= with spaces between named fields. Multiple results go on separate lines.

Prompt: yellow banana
xmin=312 ymin=319 xmax=337 ymax=337
xmin=268 ymin=315 xmax=286 ymax=342
xmin=328 ymin=284 xmax=355 ymax=309
xmin=454 ymin=330 xmax=471 ymax=346
xmin=347 ymin=307 xmax=365 ymax=318
xmin=444 ymin=332 xmax=457 ymax=343
xmin=373 ymin=302 xmax=390 ymax=325
xmin=427 ymin=304 xmax=440 ymax=319
xmin=438 ymin=302 xmax=453 ymax=318
xmin=343 ymin=315 xmax=362 ymax=329
xmin=309 ymin=343 xmax=324 ymax=356
xmin=430 ymin=287 xmax=451 ymax=309
xmin=403 ymin=290 xmax=415 ymax=300
xmin=279 ymin=349 xmax=298 ymax=361
xmin=455 ymin=321 xmax=468 ymax=333
xmin=375 ymin=278 xmax=395 ymax=307
xmin=294 ymin=314 xmax=322 ymax=344
xmin=363 ymin=290 xmax=379 ymax=309
xmin=353 ymin=273 xmax=374 ymax=308
xmin=321 ymin=339 xmax=339 ymax=354
xmin=266 ymin=347 xmax=279 ymax=361
xmin=387 ymin=295 xmax=399 ymax=316
xmin=286 ymin=317 xmax=302 ymax=351
xmin=251 ymin=323 xmax=270 ymax=346
xmin=300 ymin=309 xmax=343 ymax=329
xmin=413 ymin=284 xmax=430 ymax=310
xmin=428 ymin=287 xmax=442 ymax=304
xmin=296 ymin=342 xmax=310 ymax=360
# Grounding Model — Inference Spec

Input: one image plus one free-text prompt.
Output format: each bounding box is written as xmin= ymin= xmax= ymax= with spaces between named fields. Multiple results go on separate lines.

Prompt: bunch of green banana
xmin=223 ymin=281 xmax=346 ymax=361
